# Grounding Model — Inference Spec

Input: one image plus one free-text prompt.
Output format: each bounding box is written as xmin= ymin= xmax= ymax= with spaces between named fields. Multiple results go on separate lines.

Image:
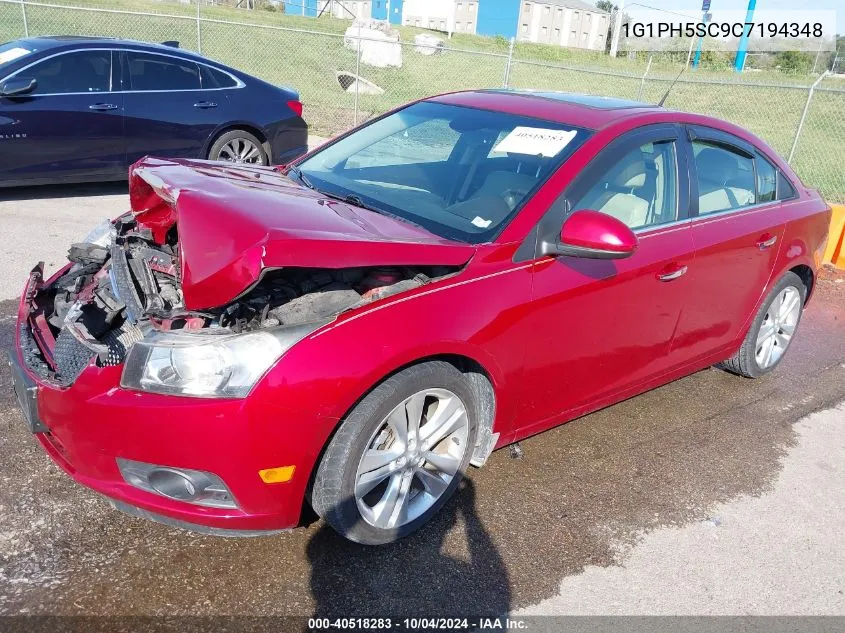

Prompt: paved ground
xmin=518 ymin=402 xmax=845 ymax=615
xmin=0 ymin=180 xmax=844 ymax=618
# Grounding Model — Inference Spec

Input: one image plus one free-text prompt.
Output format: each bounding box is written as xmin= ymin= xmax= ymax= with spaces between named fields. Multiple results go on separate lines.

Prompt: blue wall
xmin=388 ymin=0 xmax=403 ymax=24
xmin=371 ymin=0 xmax=387 ymax=20
xmin=476 ymin=0 xmax=521 ymax=39
xmin=283 ymin=0 xmax=317 ymax=18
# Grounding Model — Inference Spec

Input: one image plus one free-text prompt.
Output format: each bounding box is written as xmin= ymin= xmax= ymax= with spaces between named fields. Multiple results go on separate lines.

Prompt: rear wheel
xmin=310 ymin=362 xmax=477 ymax=545
xmin=719 ymin=271 xmax=806 ymax=378
xmin=207 ymin=130 xmax=268 ymax=165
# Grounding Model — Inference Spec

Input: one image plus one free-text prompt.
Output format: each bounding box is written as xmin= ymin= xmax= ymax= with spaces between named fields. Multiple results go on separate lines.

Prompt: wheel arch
xmin=327 ymin=352 xmax=499 ymax=464
xmin=203 ymin=122 xmax=271 ymax=159
xmin=300 ymin=352 xmax=500 ymax=518
xmin=789 ymin=263 xmax=814 ymax=304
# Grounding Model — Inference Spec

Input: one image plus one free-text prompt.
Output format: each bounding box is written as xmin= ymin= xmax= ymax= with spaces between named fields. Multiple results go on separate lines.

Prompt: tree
xmin=596 ymin=1 xmax=620 ymax=53
xmin=775 ymin=50 xmax=813 ymax=74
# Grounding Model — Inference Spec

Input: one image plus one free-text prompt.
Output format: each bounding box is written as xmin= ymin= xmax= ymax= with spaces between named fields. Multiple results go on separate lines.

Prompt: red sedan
xmin=9 ymin=91 xmax=831 ymax=545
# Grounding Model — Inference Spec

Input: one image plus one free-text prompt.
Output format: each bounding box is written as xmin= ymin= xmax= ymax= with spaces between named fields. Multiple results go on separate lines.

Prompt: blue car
xmin=0 ymin=36 xmax=308 ymax=186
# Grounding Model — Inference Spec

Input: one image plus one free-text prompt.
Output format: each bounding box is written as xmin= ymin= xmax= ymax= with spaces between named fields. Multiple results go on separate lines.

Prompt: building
xmin=399 ymin=0 xmax=454 ymax=32
xmin=298 ymin=0 xmax=609 ymax=51
xmin=283 ymin=0 xmax=318 ymax=17
xmin=314 ymin=0 xmax=403 ymax=23
xmin=515 ymin=0 xmax=609 ymax=50
xmin=453 ymin=1 xmax=479 ymax=34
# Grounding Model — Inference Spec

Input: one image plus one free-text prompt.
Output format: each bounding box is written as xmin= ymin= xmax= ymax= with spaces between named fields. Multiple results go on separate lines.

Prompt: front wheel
xmin=310 ymin=362 xmax=478 ymax=545
xmin=720 ymin=271 xmax=806 ymax=378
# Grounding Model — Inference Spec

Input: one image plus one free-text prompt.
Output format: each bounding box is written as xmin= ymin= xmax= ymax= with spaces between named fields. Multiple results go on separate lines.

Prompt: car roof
xmin=15 ymin=35 xmax=204 ymax=59
xmin=486 ymin=89 xmax=653 ymax=111
xmin=429 ymin=89 xmax=668 ymax=131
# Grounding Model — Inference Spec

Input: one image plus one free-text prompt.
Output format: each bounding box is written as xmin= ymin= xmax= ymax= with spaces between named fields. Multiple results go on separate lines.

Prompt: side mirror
xmin=542 ymin=209 xmax=638 ymax=259
xmin=0 ymin=77 xmax=37 ymax=97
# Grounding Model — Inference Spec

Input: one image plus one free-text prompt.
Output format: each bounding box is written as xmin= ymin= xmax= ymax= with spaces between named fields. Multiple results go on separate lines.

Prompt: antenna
xmin=657 ymin=66 xmax=686 ymax=107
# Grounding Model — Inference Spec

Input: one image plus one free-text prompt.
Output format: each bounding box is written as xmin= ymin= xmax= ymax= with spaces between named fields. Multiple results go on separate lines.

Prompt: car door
xmin=515 ymin=124 xmax=695 ymax=434
xmin=670 ymin=126 xmax=787 ymax=363
xmin=0 ymin=48 xmax=124 ymax=184
xmin=121 ymin=50 xmax=230 ymax=164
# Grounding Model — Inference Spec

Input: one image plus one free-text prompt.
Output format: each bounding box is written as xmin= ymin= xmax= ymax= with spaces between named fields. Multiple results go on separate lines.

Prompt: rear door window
xmin=777 ymin=171 xmax=797 ymax=200
xmin=127 ymin=52 xmax=200 ymax=91
xmin=25 ymin=50 xmax=111 ymax=94
xmin=199 ymin=65 xmax=237 ymax=89
xmin=755 ymin=153 xmax=797 ymax=204
xmin=692 ymin=141 xmax=756 ymax=215
xmin=756 ymin=154 xmax=777 ymax=203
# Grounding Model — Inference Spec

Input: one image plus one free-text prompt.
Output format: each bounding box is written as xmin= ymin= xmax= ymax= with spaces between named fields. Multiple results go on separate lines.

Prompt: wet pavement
xmin=0 ymin=224 xmax=843 ymax=616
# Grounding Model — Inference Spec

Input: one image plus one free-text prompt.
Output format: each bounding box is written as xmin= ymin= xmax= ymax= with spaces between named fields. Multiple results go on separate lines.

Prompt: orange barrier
xmin=824 ymin=204 xmax=845 ymax=270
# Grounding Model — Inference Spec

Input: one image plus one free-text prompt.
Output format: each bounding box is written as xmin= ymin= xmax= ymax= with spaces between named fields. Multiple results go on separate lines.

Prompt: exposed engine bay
xmin=21 ymin=215 xmax=458 ymax=386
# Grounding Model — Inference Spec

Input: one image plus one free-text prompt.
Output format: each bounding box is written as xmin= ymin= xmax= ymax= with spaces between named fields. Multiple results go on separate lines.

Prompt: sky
xmin=621 ymin=0 xmax=843 ymax=35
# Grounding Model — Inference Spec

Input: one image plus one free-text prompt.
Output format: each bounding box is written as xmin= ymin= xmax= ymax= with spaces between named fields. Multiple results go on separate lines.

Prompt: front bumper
xmin=11 ymin=353 xmax=311 ymax=533
xmin=10 ymin=267 xmax=322 ymax=534
xmin=110 ymin=500 xmax=289 ymax=537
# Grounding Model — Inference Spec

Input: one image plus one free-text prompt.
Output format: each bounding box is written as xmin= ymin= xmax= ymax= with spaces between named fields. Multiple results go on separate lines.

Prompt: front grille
xmin=53 ymin=329 xmax=96 ymax=386
xmin=101 ymin=323 xmax=144 ymax=367
xmin=109 ymin=245 xmax=144 ymax=323
xmin=18 ymin=322 xmax=51 ymax=380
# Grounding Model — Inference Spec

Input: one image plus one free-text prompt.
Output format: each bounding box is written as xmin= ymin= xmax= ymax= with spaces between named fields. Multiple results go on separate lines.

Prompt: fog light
xmin=117 ymin=458 xmax=238 ymax=509
xmin=148 ymin=468 xmax=198 ymax=501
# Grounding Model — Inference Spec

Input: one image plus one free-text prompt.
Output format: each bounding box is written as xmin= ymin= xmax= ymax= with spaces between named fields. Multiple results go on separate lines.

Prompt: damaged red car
xmin=9 ymin=91 xmax=830 ymax=545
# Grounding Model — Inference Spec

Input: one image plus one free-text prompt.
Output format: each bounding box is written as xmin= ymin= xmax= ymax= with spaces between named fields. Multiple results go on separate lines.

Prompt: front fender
xmin=248 ymin=247 xmax=534 ymax=479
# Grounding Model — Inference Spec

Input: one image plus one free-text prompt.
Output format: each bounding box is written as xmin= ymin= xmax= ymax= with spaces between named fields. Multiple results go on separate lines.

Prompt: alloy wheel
xmin=217 ymin=137 xmax=263 ymax=164
xmin=755 ymin=286 xmax=801 ymax=369
xmin=354 ymin=388 xmax=469 ymax=530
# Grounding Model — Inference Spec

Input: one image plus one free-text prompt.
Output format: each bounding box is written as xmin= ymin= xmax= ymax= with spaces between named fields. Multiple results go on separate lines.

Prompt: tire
xmin=310 ymin=361 xmax=478 ymax=545
xmin=207 ymin=129 xmax=268 ymax=165
xmin=719 ymin=271 xmax=806 ymax=378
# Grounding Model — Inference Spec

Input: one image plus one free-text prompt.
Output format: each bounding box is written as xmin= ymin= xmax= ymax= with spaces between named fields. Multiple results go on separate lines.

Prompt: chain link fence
xmin=1 ymin=0 xmax=844 ymax=203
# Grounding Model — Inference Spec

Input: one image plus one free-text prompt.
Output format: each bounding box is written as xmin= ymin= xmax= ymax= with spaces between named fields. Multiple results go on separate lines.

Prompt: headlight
xmin=81 ymin=219 xmax=116 ymax=248
xmin=120 ymin=321 xmax=327 ymax=398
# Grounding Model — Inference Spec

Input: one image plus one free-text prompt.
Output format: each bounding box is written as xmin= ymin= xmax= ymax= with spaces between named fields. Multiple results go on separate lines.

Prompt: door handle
xmin=657 ymin=265 xmax=688 ymax=282
xmin=756 ymin=235 xmax=778 ymax=250
xmin=88 ymin=103 xmax=119 ymax=111
xmin=193 ymin=101 xmax=217 ymax=109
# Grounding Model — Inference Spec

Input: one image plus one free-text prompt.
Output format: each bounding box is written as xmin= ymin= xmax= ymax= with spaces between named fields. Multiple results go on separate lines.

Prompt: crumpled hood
xmin=128 ymin=157 xmax=476 ymax=310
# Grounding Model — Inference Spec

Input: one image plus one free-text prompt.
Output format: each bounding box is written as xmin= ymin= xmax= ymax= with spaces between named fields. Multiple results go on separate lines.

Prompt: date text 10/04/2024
xmin=307 ymin=617 xmax=528 ymax=630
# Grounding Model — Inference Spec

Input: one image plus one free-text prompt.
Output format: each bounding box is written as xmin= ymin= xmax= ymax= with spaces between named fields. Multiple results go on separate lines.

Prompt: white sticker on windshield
xmin=471 ymin=216 xmax=492 ymax=228
xmin=0 ymin=47 xmax=32 ymax=65
xmin=493 ymin=127 xmax=577 ymax=157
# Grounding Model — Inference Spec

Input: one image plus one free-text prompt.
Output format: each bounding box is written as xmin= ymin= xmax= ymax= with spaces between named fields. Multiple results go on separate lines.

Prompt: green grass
xmin=2 ymin=0 xmax=844 ymax=202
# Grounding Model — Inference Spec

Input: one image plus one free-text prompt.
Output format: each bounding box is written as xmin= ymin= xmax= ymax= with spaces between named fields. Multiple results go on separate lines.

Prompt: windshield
xmin=295 ymin=101 xmax=590 ymax=244
xmin=0 ymin=41 xmax=37 ymax=72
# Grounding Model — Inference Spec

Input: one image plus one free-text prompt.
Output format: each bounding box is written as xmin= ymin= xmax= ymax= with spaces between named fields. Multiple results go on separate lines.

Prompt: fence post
xmin=788 ymin=71 xmax=827 ymax=164
xmin=196 ymin=0 xmax=202 ymax=54
xmin=637 ymin=55 xmax=652 ymax=101
xmin=353 ymin=23 xmax=362 ymax=126
xmin=20 ymin=0 xmax=28 ymax=37
xmin=502 ymin=37 xmax=514 ymax=88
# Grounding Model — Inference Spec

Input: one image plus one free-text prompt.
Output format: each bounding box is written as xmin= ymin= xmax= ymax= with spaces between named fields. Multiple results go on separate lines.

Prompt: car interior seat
xmin=593 ymin=153 xmax=651 ymax=228
xmin=696 ymin=147 xmax=755 ymax=214
xmin=472 ymin=169 xmax=539 ymax=210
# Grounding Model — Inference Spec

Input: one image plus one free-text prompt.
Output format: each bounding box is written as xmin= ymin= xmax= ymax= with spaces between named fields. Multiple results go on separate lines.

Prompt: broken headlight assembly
xmin=120 ymin=321 xmax=327 ymax=398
